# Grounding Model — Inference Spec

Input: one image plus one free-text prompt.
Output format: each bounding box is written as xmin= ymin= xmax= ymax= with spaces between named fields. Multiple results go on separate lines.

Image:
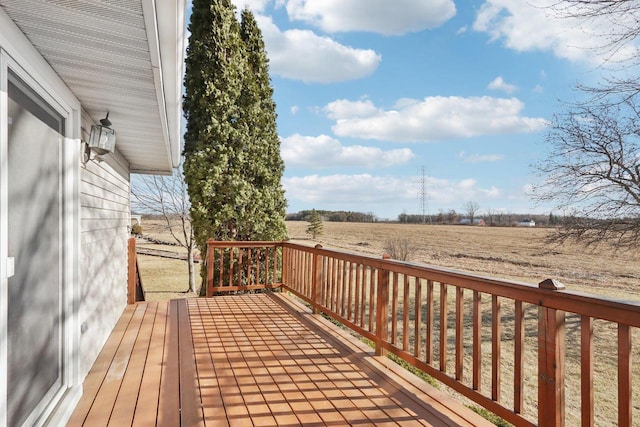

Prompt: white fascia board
xmin=142 ymin=0 xmax=186 ymax=170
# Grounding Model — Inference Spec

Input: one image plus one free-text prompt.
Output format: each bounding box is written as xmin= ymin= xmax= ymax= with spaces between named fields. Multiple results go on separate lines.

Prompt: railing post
xmin=538 ymin=279 xmax=566 ymax=427
xmin=206 ymin=239 xmax=214 ymax=297
xmin=375 ymin=254 xmax=391 ymax=356
xmin=312 ymin=244 xmax=322 ymax=314
xmin=127 ymin=237 xmax=136 ymax=304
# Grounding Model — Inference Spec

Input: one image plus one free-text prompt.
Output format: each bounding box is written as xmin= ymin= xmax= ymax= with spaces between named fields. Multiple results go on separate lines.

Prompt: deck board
xmin=157 ymin=299 xmax=181 ymax=426
xmin=68 ymin=294 xmax=492 ymax=426
xmin=66 ymin=303 xmax=139 ymax=426
xmin=83 ymin=303 xmax=147 ymax=425
xmin=108 ymin=301 xmax=158 ymax=426
xmin=132 ymin=301 xmax=167 ymax=426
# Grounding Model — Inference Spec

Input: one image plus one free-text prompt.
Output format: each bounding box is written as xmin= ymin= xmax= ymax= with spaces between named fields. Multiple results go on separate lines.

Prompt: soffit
xmin=0 ymin=0 xmax=181 ymax=174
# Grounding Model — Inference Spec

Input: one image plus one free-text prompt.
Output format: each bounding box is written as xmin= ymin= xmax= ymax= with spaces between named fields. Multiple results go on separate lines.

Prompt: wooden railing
xmin=206 ymin=240 xmax=639 ymax=426
xmin=127 ymin=237 xmax=145 ymax=303
xmin=205 ymin=240 xmax=283 ymax=295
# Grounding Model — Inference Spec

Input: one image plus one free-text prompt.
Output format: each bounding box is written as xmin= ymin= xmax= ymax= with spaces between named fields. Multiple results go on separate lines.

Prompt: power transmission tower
xmin=417 ymin=166 xmax=429 ymax=224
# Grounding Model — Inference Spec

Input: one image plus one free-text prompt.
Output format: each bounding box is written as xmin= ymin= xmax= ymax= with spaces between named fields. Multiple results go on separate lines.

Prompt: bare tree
xmin=464 ymin=201 xmax=480 ymax=224
xmin=532 ymin=98 xmax=640 ymax=248
xmin=531 ymin=1 xmax=640 ymax=248
xmin=131 ymin=165 xmax=198 ymax=293
xmin=446 ymin=209 xmax=459 ymax=224
xmin=485 ymin=208 xmax=497 ymax=226
xmin=549 ymin=1 xmax=640 ymax=101
xmin=550 ymin=1 xmax=640 ymax=61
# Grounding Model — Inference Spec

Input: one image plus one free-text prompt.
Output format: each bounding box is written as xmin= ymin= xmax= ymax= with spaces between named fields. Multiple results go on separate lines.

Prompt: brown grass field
xmin=136 ymin=219 xmax=640 ymax=425
xmin=286 ymin=221 xmax=640 ymax=301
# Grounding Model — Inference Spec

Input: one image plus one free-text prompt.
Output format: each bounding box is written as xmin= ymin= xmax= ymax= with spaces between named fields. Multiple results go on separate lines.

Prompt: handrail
xmin=206 ymin=240 xmax=639 ymax=426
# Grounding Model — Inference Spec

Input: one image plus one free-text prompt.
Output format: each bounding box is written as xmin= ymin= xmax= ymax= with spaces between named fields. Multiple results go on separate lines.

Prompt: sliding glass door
xmin=6 ymin=71 xmax=65 ymax=427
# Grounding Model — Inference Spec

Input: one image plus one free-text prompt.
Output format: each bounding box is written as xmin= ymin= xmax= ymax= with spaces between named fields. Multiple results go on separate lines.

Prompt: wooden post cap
xmin=538 ymin=278 xmax=565 ymax=290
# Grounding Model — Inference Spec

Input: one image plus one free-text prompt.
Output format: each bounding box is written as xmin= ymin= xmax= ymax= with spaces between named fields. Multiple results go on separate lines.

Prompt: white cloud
xmin=459 ymin=152 xmax=505 ymax=163
xmin=487 ymin=76 xmax=517 ymax=94
xmin=324 ymin=99 xmax=379 ymax=120
xmin=281 ymin=134 xmax=414 ymax=169
xmin=283 ymin=174 xmax=504 ymax=217
xmin=327 ymin=96 xmax=547 ymax=142
xmin=231 ymin=0 xmax=270 ymax=13
xmin=284 ymin=175 xmax=413 ymax=213
xmin=533 ymin=85 xmax=544 ymax=94
xmin=290 ymin=105 xmax=299 ymax=115
xmin=284 ymin=0 xmax=456 ymax=35
xmin=256 ymin=16 xmax=381 ymax=83
xmin=473 ymin=0 xmax=640 ymax=65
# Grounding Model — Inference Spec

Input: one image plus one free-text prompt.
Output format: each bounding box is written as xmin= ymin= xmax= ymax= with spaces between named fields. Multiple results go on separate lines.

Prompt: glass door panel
xmin=6 ymin=72 xmax=64 ymax=427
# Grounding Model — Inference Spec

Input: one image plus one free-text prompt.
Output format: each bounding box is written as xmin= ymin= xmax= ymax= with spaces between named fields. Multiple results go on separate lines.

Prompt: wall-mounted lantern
xmin=83 ymin=113 xmax=116 ymax=163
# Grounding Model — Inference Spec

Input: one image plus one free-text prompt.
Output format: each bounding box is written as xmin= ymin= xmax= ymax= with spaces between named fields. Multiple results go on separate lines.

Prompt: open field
xmin=287 ymin=221 xmax=640 ymax=302
xmin=136 ymin=218 xmax=640 ymax=303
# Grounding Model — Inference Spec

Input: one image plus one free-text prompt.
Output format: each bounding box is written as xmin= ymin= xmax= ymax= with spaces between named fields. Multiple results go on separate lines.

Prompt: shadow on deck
xmin=67 ymin=293 xmax=491 ymax=426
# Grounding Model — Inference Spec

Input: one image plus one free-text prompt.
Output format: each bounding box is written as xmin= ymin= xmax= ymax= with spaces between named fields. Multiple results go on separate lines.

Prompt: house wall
xmin=0 ymin=10 xmax=84 ymax=426
xmin=78 ymin=119 xmax=131 ymax=377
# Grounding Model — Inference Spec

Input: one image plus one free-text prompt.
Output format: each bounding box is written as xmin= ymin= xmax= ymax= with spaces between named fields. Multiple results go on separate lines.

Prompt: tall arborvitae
xmin=183 ymin=1 xmax=289 ymax=292
xmin=183 ymin=0 xmax=251 ymax=252
xmin=239 ymin=8 xmax=287 ymax=241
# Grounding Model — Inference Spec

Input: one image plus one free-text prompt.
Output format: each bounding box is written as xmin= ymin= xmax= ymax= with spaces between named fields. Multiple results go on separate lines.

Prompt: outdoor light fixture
xmin=83 ymin=112 xmax=116 ymax=163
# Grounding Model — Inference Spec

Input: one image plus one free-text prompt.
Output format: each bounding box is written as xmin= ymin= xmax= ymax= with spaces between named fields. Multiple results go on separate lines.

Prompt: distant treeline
xmin=287 ymin=210 xmax=565 ymax=227
xmin=286 ymin=210 xmax=377 ymax=223
xmin=398 ymin=211 xmax=563 ymax=227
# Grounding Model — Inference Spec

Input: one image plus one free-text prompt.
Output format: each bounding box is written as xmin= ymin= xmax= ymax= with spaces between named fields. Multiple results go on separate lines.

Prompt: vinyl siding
xmin=78 ymin=126 xmax=131 ymax=378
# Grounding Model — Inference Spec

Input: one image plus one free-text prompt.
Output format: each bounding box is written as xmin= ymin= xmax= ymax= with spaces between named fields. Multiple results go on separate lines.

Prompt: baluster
xmin=514 ymin=300 xmax=524 ymax=413
xmin=492 ymin=295 xmax=501 ymax=402
xmin=414 ymin=278 xmax=422 ymax=358
xmin=426 ymin=280 xmax=434 ymax=364
xmin=391 ymin=272 xmax=399 ymax=345
xmin=472 ymin=290 xmax=481 ymax=391
xmin=403 ymin=275 xmax=410 ymax=351
xmin=455 ymin=286 xmax=464 ymax=381
xmin=581 ymin=315 xmax=593 ymax=427
xmin=618 ymin=324 xmax=632 ymax=427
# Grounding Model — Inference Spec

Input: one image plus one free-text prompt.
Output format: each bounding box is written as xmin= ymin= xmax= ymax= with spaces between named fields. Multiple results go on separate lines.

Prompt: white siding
xmin=78 ymin=121 xmax=131 ymax=378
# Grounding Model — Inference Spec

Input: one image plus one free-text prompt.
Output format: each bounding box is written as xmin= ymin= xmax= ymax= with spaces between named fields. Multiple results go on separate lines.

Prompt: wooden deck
xmin=67 ymin=293 xmax=492 ymax=426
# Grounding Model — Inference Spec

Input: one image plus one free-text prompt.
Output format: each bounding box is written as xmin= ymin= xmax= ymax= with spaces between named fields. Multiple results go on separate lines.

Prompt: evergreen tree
xmin=183 ymin=0 xmax=247 ymax=250
xmin=183 ymin=1 xmax=287 ymax=258
xmin=306 ymin=210 xmax=323 ymax=240
xmin=239 ymin=8 xmax=287 ymax=241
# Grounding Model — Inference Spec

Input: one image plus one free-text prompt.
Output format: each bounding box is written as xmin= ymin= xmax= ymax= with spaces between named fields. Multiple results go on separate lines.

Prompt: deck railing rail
xmin=206 ymin=240 xmax=639 ymax=426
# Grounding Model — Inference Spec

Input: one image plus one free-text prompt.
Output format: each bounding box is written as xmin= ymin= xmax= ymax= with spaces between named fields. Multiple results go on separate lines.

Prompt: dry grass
xmin=133 ymin=219 xmax=199 ymax=299
xmin=287 ymin=221 xmax=640 ymax=301
xmin=136 ymin=254 xmax=198 ymax=301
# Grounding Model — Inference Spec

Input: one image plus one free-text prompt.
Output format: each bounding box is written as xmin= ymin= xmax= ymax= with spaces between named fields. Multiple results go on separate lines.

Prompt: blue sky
xmin=189 ymin=0 xmax=637 ymax=220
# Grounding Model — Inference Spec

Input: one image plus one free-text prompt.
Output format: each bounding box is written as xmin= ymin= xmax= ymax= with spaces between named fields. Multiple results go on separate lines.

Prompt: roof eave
xmin=141 ymin=0 xmax=185 ymax=171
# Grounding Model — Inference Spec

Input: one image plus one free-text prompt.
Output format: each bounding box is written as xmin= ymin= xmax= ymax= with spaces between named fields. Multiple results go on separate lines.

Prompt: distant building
xmin=517 ymin=219 xmax=536 ymax=227
xmin=131 ymin=214 xmax=142 ymax=226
